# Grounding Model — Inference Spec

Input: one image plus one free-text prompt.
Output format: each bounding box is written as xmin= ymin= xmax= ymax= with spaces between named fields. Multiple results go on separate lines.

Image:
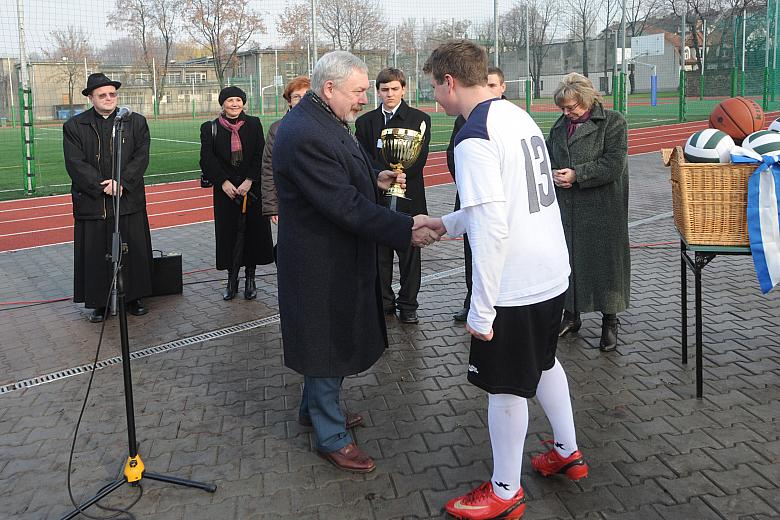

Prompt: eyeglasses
xmin=290 ymin=94 xmax=303 ymax=101
xmin=559 ymin=101 xmax=580 ymax=112
xmin=95 ymin=92 xmax=118 ymax=100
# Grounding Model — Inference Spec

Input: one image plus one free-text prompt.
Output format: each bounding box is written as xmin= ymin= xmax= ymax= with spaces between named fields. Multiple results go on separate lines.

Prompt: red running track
xmin=2 ymin=114 xmax=778 ymax=253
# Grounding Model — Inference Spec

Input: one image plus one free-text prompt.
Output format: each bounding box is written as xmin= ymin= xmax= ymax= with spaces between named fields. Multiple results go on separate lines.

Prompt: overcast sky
xmin=0 ymin=0 xmax=499 ymax=59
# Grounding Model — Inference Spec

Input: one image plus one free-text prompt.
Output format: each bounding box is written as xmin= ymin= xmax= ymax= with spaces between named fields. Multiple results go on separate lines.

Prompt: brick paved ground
xmin=0 ymin=152 xmax=778 ymax=519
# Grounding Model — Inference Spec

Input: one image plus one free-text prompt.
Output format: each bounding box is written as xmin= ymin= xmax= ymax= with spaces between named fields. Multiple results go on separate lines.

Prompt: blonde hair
xmin=553 ymin=73 xmax=602 ymax=109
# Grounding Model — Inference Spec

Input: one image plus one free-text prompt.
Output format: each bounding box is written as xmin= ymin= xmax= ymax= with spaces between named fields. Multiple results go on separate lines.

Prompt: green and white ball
xmin=683 ymin=129 xmax=735 ymax=163
xmin=742 ymin=130 xmax=780 ymax=156
xmin=769 ymin=117 xmax=780 ymax=132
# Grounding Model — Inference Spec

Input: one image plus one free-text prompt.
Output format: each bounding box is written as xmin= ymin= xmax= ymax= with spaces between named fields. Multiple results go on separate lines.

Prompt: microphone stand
xmin=61 ymin=112 xmax=216 ymax=520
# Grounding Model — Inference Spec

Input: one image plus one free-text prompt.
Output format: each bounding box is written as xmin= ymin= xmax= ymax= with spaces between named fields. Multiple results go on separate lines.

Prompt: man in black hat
xmin=63 ymin=72 xmax=154 ymax=322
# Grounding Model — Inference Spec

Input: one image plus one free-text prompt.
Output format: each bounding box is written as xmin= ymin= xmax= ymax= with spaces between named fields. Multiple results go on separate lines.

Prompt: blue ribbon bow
xmin=730 ymin=148 xmax=780 ymax=293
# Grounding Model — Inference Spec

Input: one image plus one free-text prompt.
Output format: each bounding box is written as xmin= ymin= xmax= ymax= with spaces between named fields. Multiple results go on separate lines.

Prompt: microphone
xmin=115 ymin=106 xmax=132 ymax=120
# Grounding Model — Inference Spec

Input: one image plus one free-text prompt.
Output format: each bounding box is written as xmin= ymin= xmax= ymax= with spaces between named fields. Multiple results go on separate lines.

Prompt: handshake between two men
xmin=411 ymin=215 xmax=446 ymax=248
xmin=376 ymin=169 xmax=446 ymax=248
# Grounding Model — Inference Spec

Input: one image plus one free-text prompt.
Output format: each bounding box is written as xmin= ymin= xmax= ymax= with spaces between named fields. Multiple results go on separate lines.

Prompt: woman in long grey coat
xmin=546 ymin=73 xmax=630 ymax=352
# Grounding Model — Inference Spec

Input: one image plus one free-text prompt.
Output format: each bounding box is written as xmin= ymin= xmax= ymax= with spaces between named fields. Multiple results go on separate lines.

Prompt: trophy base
xmin=386 ymin=193 xmax=410 ymax=200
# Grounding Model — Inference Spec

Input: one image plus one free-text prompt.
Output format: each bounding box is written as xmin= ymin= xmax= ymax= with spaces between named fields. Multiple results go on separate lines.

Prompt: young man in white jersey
xmin=420 ymin=40 xmax=588 ymax=520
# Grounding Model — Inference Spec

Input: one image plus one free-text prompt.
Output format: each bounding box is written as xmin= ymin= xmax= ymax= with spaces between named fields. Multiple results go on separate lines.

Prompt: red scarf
xmin=218 ymin=115 xmax=245 ymax=165
xmin=566 ymin=110 xmax=592 ymax=138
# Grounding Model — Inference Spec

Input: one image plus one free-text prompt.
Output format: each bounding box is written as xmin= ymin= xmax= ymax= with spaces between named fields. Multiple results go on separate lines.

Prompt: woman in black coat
xmin=200 ymin=86 xmax=274 ymax=300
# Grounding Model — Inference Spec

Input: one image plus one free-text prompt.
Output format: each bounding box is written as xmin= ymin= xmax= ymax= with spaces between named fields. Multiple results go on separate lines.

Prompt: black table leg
xmin=694 ymin=253 xmax=704 ymax=398
xmin=681 ymin=240 xmax=688 ymax=364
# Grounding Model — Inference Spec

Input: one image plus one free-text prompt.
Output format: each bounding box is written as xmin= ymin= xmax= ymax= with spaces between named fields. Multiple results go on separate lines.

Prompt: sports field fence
xmin=1 ymin=0 xmax=779 ymax=199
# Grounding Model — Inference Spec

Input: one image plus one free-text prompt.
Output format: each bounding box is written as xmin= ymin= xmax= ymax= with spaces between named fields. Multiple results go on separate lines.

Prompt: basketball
xmin=742 ymin=130 xmax=780 ymax=156
xmin=683 ymin=129 xmax=735 ymax=163
xmin=709 ymin=97 xmax=765 ymax=141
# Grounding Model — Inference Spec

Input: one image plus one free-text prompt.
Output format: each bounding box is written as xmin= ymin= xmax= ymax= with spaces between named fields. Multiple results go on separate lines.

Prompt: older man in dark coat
xmin=273 ymin=51 xmax=437 ymax=473
xmin=63 ymin=73 xmax=153 ymax=322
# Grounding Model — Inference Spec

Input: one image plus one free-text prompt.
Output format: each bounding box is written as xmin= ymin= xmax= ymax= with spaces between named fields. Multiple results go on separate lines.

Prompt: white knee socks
xmin=535 ymin=358 xmax=578 ymax=458
xmin=488 ymin=393 xmax=528 ymax=500
xmin=487 ymin=358 xmax=579 ymax=500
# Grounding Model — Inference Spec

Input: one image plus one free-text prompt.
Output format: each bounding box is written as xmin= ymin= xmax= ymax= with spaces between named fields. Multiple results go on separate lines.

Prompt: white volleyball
xmin=683 ymin=129 xmax=735 ymax=163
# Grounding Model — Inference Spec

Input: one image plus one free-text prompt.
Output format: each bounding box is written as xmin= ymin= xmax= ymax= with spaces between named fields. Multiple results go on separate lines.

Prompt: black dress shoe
xmin=453 ymin=307 xmax=469 ymax=322
xmin=398 ymin=310 xmax=419 ymax=324
xmin=88 ymin=307 xmax=106 ymax=323
xmin=599 ymin=314 xmax=619 ymax=352
xmin=558 ymin=310 xmax=581 ymax=337
xmin=128 ymin=299 xmax=148 ymax=316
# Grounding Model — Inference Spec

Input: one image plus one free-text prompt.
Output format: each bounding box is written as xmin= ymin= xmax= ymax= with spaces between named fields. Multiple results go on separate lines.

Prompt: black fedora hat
xmin=82 ymin=72 xmax=121 ymax=96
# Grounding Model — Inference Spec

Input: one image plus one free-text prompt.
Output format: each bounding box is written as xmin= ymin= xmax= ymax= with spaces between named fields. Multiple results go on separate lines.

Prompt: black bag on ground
xmin=200 ymin=119 xmax=218 ymax=188
xmin=151 ymin=250 xmax=183 ymax=296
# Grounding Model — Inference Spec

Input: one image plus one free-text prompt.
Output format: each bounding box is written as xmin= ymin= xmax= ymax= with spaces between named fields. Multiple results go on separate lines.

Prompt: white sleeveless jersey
xmin=452 ymin=98 xmax=570 ymax=306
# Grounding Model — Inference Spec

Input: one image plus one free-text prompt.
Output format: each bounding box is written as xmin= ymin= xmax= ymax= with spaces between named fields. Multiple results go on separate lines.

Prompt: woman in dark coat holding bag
xmin=200 ymin=86 xmax=274 ymax=300
xmin=546 ymin=73 xmax=630 ymax=352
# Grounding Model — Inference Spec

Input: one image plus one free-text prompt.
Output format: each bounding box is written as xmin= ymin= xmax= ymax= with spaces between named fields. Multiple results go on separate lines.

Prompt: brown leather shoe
xmin=318 ymin=443 xmax=375 ymax=473
xmin=298 ymin=411 xmax=364 ymax=429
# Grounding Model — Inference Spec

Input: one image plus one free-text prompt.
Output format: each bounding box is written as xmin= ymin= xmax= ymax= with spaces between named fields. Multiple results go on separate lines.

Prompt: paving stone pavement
xmin=0 ymin=152 xmax=778 ymax=520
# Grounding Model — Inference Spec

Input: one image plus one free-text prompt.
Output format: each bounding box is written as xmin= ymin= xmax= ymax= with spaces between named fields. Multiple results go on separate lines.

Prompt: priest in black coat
xmin=63 ymin=73 xmax=153 ymax=323
xmin=355 ymin=68 xmax=431 ymax=324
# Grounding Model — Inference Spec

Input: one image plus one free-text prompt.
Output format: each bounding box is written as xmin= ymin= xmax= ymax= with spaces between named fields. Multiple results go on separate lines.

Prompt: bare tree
xmin=529 ymin=0 xmax=557 ymax=98
xmin=44 ymin=27 xmax=93 ymax=114
xmin=499 ymin=3 xmax=528 ymax=55
xmin=396 ymin=18 xmax=424 ymax=56
xmin=566 ymin=0 xmax=604 ymax=76
xmin=185 ymin=0 xmax=265 ymax=88
xmin=317 ymin=0 xmax=385 ymax=52
xmin=277 ymin=1 xmax=312 ymax=50
xmin=627 ymin=0 xmax=664 ymax=36
xmin=277 ymin=0 xmax=385 ymax=54
xmin=110 ymin=0 xmax=180 ymax=105
xmin=428 ymin=18 xmax=472 ymax=42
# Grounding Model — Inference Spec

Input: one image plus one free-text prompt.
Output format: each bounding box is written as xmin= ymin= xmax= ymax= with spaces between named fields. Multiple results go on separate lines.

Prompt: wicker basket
xmin=662 ymin=146 xmax=752 ymax=246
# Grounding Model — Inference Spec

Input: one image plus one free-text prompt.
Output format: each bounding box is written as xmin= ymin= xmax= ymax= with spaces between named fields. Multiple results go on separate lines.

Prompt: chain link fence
xmin=0 ymin=0 xmax=778 ymax=199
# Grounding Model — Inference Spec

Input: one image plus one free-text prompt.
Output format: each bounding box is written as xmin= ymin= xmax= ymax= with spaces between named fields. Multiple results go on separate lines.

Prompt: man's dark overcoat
xmin=273 ymin=93 xmax=413 ymax=377
xmin=546 ymin=102 xmax=631 ymax=314
xmin=199 ymin=112 xmax=274 ymax=270
xmin=63 ymin=108 xmax=153 ymax=308
xmin=354 ymin=99 xmax=430 ymax=216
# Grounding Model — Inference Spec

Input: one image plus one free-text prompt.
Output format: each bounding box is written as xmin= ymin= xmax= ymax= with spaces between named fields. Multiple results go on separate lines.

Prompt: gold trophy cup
xmin=380 ymin=121 xmax=426 ymax=209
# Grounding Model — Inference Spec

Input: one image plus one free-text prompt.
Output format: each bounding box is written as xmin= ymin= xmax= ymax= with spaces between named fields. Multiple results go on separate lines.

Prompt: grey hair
xmin=553 ymin=72 xmax=603 ymax=109
xmin=311 ymin=51 xmax=368 ymax=96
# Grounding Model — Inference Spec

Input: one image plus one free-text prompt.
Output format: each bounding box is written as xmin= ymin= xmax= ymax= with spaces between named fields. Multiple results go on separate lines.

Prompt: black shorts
xmin=467 ymin=292 xmax=565 ymax=398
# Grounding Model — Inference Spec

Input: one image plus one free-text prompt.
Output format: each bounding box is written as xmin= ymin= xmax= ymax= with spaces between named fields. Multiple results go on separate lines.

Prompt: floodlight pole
xmin=701 ymin=20 xmax=706 ymax=101
xmin=311 ymin=0 xmax=317 ymax=65
xmin=16 ymin=0 xmax=35 ymax=195
xmin=620 ymin=0 xmax=627 ymax=114
xmin=494 ymin=0 xmax=499 ymax=66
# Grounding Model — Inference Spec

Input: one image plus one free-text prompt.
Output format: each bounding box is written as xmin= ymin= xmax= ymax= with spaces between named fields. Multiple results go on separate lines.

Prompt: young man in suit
xmin=355 ymin=68 xmax=432 ymax=324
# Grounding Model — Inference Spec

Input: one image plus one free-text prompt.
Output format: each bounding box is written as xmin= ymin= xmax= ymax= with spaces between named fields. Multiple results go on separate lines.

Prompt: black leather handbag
xmin=199 ymin=119 xmax=218 ymax=188
xmin=151 ymin=250 xmax=183 ymax=296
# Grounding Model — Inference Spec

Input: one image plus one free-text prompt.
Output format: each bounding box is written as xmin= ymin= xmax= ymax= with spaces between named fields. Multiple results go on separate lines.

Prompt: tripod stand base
xmin=61 ymin=458 xmax=216 ymax=520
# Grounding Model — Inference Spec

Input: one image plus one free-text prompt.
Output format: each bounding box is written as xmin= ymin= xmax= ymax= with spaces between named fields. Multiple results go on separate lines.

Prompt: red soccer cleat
xmin=444 ymin=481 xmax=526 ymax=519
xmin=531 ymin=441 xmax=589 ymax=481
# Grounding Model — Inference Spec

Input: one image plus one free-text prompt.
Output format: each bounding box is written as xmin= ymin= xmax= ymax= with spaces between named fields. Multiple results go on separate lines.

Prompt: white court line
xmin=150 ymin=137 xmax=200 ymax=145
xmin=0 ymin=194 xmax=212 ymax=224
